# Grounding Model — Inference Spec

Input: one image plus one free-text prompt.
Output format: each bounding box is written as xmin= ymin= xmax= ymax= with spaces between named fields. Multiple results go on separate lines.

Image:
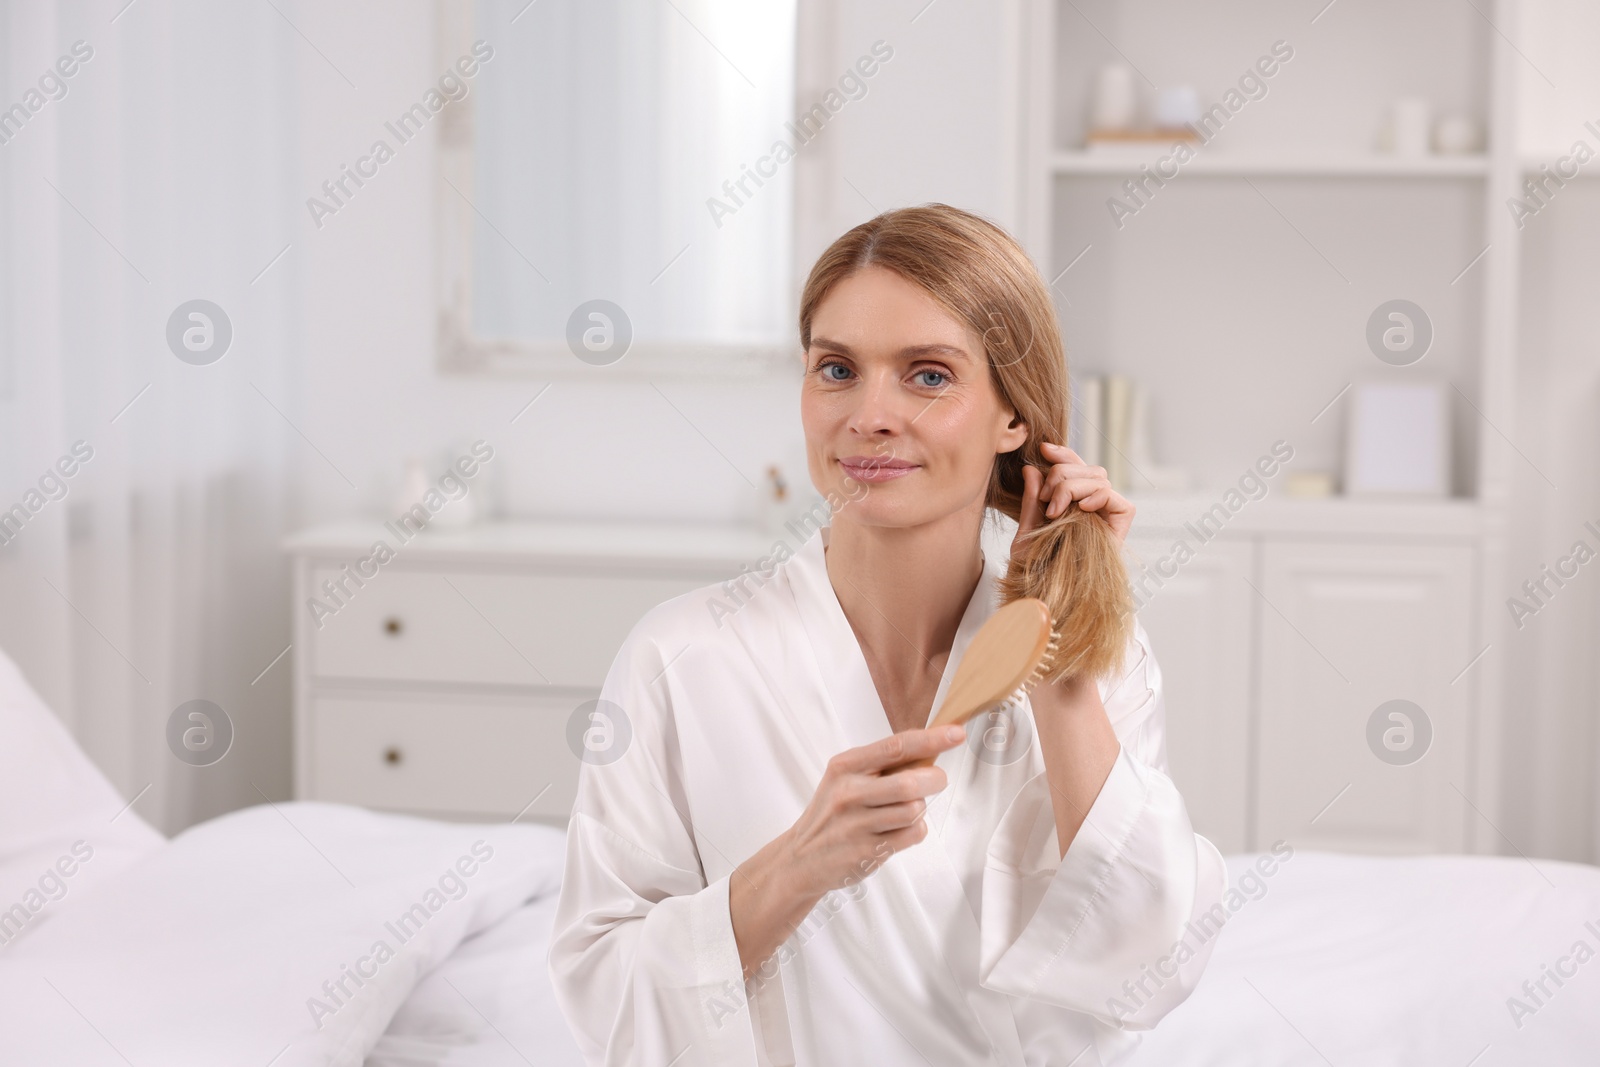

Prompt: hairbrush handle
xmin=886 ymin=700 xmax=996 ymax=774
xmin=881 ymin=598 xmax=1055 ymax=775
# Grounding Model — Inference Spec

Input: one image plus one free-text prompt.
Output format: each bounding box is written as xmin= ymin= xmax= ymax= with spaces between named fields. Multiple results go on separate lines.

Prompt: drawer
xmin=307 ymin=567 xmax=714 ymax=687
xmin=305 ymin=692 xmax=584 ymax=820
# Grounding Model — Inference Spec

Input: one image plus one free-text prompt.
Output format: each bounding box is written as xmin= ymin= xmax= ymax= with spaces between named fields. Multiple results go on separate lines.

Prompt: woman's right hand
xmin=730 ymin=725 xmax=967 ymax=979
xmin=787 ymin=725 xmax=967 ymax=895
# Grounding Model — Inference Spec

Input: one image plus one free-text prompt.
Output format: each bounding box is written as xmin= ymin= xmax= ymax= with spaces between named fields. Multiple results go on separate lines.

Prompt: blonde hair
xmin=798 ymin=203 xmax=1131 ymax=682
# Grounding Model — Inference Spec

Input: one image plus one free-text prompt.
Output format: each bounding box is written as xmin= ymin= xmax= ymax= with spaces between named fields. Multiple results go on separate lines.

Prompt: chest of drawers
xmin=284 ymin=519 xmax=776 ymax=824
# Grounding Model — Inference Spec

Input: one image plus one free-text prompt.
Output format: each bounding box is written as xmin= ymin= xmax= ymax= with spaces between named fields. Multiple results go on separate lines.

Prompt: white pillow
xmin=0 ymin=645 xmax=164 ymax=948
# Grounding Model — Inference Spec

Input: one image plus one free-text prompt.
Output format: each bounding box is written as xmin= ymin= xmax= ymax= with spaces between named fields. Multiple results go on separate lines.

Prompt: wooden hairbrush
xmin=894 ymin=597 xmax=1058 ymax=771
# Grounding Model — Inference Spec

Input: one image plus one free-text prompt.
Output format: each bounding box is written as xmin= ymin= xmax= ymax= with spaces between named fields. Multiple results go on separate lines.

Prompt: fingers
xmin=806 ymin=737 xmax=955 ymax=886
xmin=877 ymin=819 xmax=930 ymax=853
xmin=1049 ymin=478 xmax=1113 ymax=516
xmin=864 ymin=798 xmax=928 ymax=833
xmin=856 ymin=765 xmax=947 ymax=807
xmin=1044 ymin=464 xmax=1109 ymax=489
xmin=1038 ymin=451 xmax=1135 ymax=537
xmin=1018 ymin=463 xmax=1044 ymax=537
xmin=833 ymin=726 xmax=966 ymax=775
xmin=1040 ymin=441 xmax=1080 ymax=464
xmin=1038 ymin=454 xmax=1113 ymax=519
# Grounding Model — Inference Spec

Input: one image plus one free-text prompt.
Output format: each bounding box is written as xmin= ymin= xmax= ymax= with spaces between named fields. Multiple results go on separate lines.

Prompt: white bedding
xmin=1123 ymin=850 xmax=1600 ymax=1066
xmin=366 ymin=887 xmax=583 ymax=1067
xmin=0 ymin=650 xmax=164 ymax=929
xmin=371 ymin=847 xmax=1600 ymax=1067
xmin=5 ymin=820 xmax=1599 ymax=1067
xmin=0 ymin=802 xmax=566 ymax=1067
xmin=0 ymin=644 xmax=576 ymax=1067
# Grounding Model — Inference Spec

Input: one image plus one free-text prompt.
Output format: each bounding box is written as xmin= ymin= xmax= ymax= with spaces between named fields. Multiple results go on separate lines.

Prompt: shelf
xmin=1051 ymin=150 xmax=1490 ymax=178
xmin=1519 ymin=153 xmax=1600 ymax=176
xmin=1123 ymin=493 xmax=1483 ymax=539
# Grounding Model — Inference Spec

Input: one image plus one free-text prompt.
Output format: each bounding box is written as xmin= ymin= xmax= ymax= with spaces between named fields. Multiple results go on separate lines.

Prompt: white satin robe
xmin=549 ymin=523 xmax=1228 ymax=1066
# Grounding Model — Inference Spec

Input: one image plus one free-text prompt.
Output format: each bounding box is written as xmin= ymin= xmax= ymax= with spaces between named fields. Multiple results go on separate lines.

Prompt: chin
xmin=831 ymin=490 xmax=940 ymax=530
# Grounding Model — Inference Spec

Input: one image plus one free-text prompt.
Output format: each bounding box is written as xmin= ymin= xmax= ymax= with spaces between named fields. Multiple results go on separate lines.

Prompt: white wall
xmin=1488 ymin=0 xmax=1600 ymax=863
xmin=1507 ymin=194 xmax=1600 ymax=862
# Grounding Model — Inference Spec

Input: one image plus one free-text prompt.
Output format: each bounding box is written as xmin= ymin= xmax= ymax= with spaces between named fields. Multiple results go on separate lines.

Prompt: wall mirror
xmin=436 ymin=1 xmax=799 ymax=377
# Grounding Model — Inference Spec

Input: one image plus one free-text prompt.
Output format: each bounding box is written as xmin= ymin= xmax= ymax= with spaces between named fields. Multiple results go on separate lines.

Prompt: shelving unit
xmin=1051 ymin=150 xmax=1490 ymax=178
xmin=1124 ymin=492 xmax=1484 ymax=540
xmin=1518 ymin=153 xmax=1600 ymax=174
xmin=1013 ymin=0 xmax=1526 ymax=856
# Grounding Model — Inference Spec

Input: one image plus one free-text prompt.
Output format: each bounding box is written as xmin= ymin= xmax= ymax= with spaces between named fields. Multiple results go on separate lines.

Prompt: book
xmin=1076 ymin=375 xmax=1104 ymax=468
xmin=1104 ymin=375 xmax=1132 ymax=490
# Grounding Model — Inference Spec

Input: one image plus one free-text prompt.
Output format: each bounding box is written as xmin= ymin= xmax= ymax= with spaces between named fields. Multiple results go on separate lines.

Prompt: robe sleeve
xmin=547 ymin=620 xmax=760 ymax=1066
xmin=975 ymin=619 xmax=1229 ymax=1030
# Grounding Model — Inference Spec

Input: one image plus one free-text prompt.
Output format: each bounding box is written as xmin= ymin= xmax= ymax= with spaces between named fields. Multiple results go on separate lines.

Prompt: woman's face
xmin=801 ymin=265 xmax=1029 ymax=530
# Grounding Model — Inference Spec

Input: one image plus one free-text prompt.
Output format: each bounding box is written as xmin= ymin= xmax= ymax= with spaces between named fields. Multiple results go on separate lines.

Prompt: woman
xmin=550 ymin=205 xmax=1227 ymax=1066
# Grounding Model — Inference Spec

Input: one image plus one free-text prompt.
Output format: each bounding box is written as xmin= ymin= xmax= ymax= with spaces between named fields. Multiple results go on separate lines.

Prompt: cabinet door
xmin=1125 ymin=535 xmax=1254 ymax=854
xmin=1255 ymin=541 xmax=1474 ymax=854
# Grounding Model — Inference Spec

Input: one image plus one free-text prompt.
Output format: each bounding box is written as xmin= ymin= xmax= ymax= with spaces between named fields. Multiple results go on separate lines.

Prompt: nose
xmin=845 ymin=367 xmax=903 ymax=441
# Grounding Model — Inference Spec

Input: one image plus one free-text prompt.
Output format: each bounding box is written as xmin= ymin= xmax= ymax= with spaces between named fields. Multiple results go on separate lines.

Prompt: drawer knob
xmin=383 ymin=746 xmax=403 ymax=766
xmin=383 ymin=616 xmax=403 ymax=637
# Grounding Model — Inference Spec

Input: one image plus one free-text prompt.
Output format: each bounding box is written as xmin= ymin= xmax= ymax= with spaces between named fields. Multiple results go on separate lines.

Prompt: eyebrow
xmin=808 ymin=337 xmax=974 ymax=363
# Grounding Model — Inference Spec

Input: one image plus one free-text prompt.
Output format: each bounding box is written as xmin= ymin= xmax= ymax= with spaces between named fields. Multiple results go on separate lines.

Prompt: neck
xmin=823 ymin=501 xmax=986 ymax=665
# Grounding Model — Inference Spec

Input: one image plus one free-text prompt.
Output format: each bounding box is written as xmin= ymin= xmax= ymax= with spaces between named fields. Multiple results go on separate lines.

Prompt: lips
xmin=839 ymin=456 xmax=919 ymax=482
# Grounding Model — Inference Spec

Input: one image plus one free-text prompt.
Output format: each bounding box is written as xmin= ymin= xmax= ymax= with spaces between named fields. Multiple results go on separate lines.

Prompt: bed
xmin=365 ymin=848 xmax=1600 ymax=1067
xmin=3 ymin=649 xmax=1597 ymax=1066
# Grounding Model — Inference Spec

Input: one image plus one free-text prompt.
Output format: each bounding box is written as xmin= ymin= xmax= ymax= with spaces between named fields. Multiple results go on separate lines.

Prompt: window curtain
xmin=0 ymin=0 xmax=298 ymax=834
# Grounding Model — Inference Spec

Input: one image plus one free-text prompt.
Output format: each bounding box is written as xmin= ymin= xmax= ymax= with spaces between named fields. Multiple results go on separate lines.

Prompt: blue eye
xmin=916 ymin=370 xmax=947 ymax=388
xmin=819 ymin=361 xmax=852 ymax=381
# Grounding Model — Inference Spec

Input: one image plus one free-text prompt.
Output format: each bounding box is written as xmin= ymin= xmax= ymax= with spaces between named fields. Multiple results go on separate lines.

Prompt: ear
xmin=997 ymin=410 xmax=1029 ymax=454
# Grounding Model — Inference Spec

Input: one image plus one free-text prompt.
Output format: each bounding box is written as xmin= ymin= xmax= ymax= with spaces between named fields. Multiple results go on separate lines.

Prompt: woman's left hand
xmin=1017 ymin=441 xmax=1135 ymax=544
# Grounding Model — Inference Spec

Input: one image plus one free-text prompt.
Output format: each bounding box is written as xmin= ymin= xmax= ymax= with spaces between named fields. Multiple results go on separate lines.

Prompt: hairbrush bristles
xmin=1012 ymin=627 xmax=1062 ymax=702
